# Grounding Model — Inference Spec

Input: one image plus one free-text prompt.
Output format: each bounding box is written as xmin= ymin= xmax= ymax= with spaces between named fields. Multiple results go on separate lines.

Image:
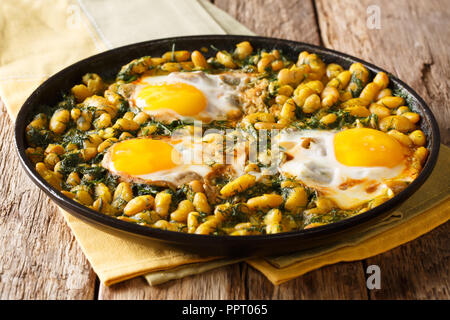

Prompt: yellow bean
xmin=321 ymin=86 xmax=339 ymax=108
xmin=153 ymin=220 xmax=178 ymax=232
xmin=257 ymin=55 xmax=276 ymax=73
xmin=216 ymin=51 xmax=236 ymax=68
xmin=170 ymin=200 xmax=195 ymax=222
xmin=278 ymin=85 xmax=294 ymax=97
xmin=113 ymin=118 xmax=140 ymax=131
xmin=94 ymin=113 xmax=112 ymax=129
xmin=264 ymin=208 xmax=282 ymax=225
xmin=409 ymin=130 xmax=426 ymax=146
xmin=369 ymin=103 xmax=391 ymax=119
xmin=234 ymin=41 xmax=253 ymax=60
xmin=326 ymin=63 xmax=344 ymax=80
xmin=155 ymin=192 xmax=172 ymax=218
xmin=377 ymin=96 xmax=405 ymax=109
xmin=254 ymin=122 xmax=285 ymax=130
xmin=95 ymin=183 xmax=112 ymax=203
xmin=402 ymin=112 xmax=420 ymax=124
xmin=193 ymin=192 xmax=211 ymax=214
xmin=320 ymin=113 xmax=337 ymax=125
xmin=71 ymin=84 xmax=92 ymax=102
xmin=124 ymin=195 xmax=155 ymax=216
xmin=373 ymin=72 xmax=389 ymax=90
xmin=191 ymin=50 xmax=208 ymax=69
xmin=280 ymin=98 xmax=296 ymax=119
xmin=379 ymin=115 xmax=415 ymax=133
xmin=359 ymin=82 xmax=380 ymax=102
xmin=220 ymin=174 xmax=256 ymax=197
xmin=247 ymin=194 xmax=283 ymax=210
xmin=112 ymin=182 xmax=133 ymax=209
xmin=302 ymin=94 xmax=321 ymax=113
xmin=387 ymin=130 xmax=413 ymax=147
xmin=284 ymin=187 xmax=308 ymax=213
xmin=413 ymin=147 xmax=429 ymax=165
xmin=162 ymin=50 xmax=190 ymax=62
xmin=133 ymin=112 xmax=150 ymax=125
xmin=49 ymin=109 xmax=70 ymax=134
xmin=376 ymin=88 xmax=392 ymax=100
xmin=187 ymin=212 xmax=201 ymax=233
xmin=243 ymin=112 xmax=275 ymax=124
xmin=345 ymin=106 xmax=371 ymax=117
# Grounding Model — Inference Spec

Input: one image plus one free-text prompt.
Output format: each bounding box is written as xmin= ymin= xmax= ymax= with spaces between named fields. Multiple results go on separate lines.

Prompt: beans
xmin=320 ymin=113 xmax=337 ymax=125
xmin=170 ymin=200 xmax=195 ymax=222
xmin=243 ymin=112 xmax=275 ymax=124
xmin=280 ymin=99 xmax=296 ymax=120
xmin=191 ymin=50 xmax=208 ymax=69
xmin=321 ymin=86 xmax=339 ymax=108
xmin=195 ymin=218 xmax=219 ymax=235
xmin=284 ymin=187 xmax=308 ymax=213
xmin=257 ymin=55 xmax=276 ymax=73
xmin=379 ymin=115 xmax=415 ymax=133
xmin=409 ymin=130 xmax=426 ymax=146
xmin=216 ymin=51 xmax=236 ymax=68
xmin=247 ymin=194 xmax=283 ymax=210
xmin=377 ymin=96 xmax=405 ymax=109
xmin=49 ymin=109 xmax=70 ymax=134
xmin=124 ymin=195 xmax=155 ymax=216
xmin=387 ymin=130 xmax=413 ymax=147
xmin=71 ymin=84 xmax=92 ymax=102
xmin=193 ymin=192 xmax=211 ymax=214
xmin=97 ymin=138 xmax=117 ymax=153
xmin=254 ymin=122 xmax=285 ymax=130
xmin=234 ymin=41 xmax=253 ymax=60
xmin=45 ymin=144 xmax=65 ymax=155
xmin=220 ymin=174 xmax=256 ymax=197
xmin=187 ymin=212 xmax=201 ymax=233
xmin=402 ymin=112 xmax=420 ymax=124
xmin=413 ymin=147 xmax=429 ymax=165
xmin=345 ymin=106 xmax=371 ymax=117
xmin=112 ymin=182 xmax=133 ymax=210
xmin=278 ymin=85 xmax=294 ymax=97
xmin=95 ymin=183 xmax=112 ymax=203
xmin=162 ymin=50 xmax=190 ymax=62
xmin=326 ymin=63 xmax=344 ymax=79
xmin=301 ymin=94 xmax=321 ymax=113
xmin=373 ymin=72 xmax=389 ymax=90
xmin=369 ymin=103 xmax=391 ymax=119
xmin=359 ymin=82 xmax=380 ymax=102
xmin=155 ymin=192 xmax=172 ymax=218
xmin=113 ymin=118 xmax=140 ymax=131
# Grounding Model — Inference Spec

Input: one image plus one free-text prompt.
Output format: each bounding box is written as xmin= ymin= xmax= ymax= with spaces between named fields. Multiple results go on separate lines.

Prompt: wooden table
xmin=0 ymin=0 xmax=448 ymax=300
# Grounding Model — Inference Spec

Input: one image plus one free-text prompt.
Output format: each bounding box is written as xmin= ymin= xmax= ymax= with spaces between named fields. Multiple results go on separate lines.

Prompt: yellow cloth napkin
xmin=1 ymin=0 xmax=448 ymax=286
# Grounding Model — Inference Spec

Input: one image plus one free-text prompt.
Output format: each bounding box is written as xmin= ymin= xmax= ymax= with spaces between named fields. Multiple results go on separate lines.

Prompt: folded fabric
xmin=1 ymin=0 xmax=448 ymax=287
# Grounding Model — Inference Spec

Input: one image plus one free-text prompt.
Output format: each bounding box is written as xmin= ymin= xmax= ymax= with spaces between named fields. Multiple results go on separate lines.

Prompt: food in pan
xmin=25 ymin=41 xmax=429 ymax=235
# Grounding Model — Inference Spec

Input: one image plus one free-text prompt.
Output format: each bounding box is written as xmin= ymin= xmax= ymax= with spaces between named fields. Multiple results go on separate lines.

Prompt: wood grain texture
xmin=246 ymin=262 xmax=368 ymax=300
xmin=316 ymin=0 xmax=450 ymax=145
xmin=214 ymin=0 xmax=321 ymax=44
xmin=365 ymin=222 xmax=450 ymax=299
xmin=98 ymin=263 xmax=246 ymax=300
xmin=0 ymin=100 xmax=96 ymax=299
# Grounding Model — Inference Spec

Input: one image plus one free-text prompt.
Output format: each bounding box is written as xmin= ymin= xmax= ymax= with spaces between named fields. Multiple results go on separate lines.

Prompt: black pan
xmin=14 ymin=35 xmax=440 ymax=256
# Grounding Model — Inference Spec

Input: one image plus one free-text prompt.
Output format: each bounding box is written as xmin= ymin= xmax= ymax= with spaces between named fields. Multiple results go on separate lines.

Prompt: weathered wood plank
xmin=0 ymin=100 xmax=96 ymax=299
xmin=214 ymin=0 xmax=321 ymax=44
xmin=365 ymin=222 xmax=449 ymax=299
xmin=246 ymin=262 xmax=369 ymax=300
xmin=98 ymin=263 xmax=246 ymax=299
xmin=316 ymin=0 xmax=450 ymax=145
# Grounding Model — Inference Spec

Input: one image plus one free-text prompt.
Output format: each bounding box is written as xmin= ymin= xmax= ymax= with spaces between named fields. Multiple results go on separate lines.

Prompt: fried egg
xmin=101 ymin=132 xmax=247 ymax=187
xmin=277 ymin=128 xmax=411 ymax=209
xmin=131 ymin=71 xmax=249 ymax=122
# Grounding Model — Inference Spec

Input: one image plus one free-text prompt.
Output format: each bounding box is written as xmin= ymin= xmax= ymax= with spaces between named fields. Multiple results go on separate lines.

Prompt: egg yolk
xmin=111 ymin=139 xmax=181 ymax=175
xmin=137 ymin=83 xmax=207 ymax=116
xmin=334 ymin=128 xmax=405 ymax=168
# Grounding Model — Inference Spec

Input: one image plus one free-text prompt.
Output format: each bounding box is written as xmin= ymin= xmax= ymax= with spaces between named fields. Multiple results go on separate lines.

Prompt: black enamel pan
xmin=14 ymin=35 xmax=440 ymax=256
